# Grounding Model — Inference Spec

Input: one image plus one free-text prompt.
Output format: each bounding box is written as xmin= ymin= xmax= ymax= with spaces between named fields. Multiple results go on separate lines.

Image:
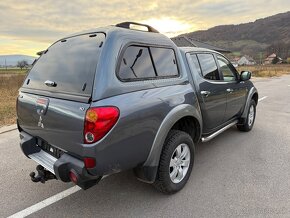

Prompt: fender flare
xmin=134 ymin=104 xmax=202 ymax=183
xmin=241 ymin=87 xmax=258 ymax=119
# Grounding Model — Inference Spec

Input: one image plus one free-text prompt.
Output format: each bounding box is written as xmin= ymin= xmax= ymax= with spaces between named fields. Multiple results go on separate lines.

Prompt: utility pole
xmin=5 ymin=59 xmax=7 ymax=70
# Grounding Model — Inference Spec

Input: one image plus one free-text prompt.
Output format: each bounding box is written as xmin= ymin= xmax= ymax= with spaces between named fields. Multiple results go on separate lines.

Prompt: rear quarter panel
xmin=88 ymin=83 xmax=197 ymax=175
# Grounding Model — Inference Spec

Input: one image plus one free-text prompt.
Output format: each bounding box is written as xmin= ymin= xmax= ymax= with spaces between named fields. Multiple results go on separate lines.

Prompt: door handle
xmin=44 ymin=80 xmax=57 ymax=87
xmin=226 ymin=88 xmax=233 ymax=93
xmin=201 ymin=91 xmax=211 ymax=97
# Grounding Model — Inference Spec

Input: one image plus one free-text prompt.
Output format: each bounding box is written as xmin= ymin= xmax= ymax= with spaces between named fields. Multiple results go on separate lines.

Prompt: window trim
xmin=116 ymin=43 xmax=180 ymax=82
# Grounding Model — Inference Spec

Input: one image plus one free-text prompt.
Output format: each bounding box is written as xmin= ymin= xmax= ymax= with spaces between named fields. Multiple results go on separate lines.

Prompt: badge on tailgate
xmin=36 ymin=98 xmax=49 ymax=128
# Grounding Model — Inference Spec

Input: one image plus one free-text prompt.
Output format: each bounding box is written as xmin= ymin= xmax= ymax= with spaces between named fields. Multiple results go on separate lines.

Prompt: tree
xmin=17 ymin=60 xmax=29 ymax=70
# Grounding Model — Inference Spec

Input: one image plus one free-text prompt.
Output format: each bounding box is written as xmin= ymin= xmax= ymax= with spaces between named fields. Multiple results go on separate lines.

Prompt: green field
xmin=237 ymin=65 xmax=290 ymax=77
xmin=0 ymin=68 xmax=28 ymax=74
xmin=0 ymin=73 xmax=26 ymax=127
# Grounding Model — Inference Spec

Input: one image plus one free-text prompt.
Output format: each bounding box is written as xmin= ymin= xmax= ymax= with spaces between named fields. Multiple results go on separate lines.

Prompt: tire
xmin=237 ymin=99 xmax=256 ymax=132
xmin=153 ymin=130 xmax=195 ymax=194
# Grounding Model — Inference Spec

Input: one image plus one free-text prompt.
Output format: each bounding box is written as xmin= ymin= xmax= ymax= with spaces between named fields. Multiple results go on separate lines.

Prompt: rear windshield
xmin=24 ymin=33 xmax=105 ymax=96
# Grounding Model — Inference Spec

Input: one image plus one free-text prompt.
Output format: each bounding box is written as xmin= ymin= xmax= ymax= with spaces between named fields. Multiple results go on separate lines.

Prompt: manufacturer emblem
xmin=36 ymin=98 xmax=49 ymax=116
xmin=36 ymin=98 xmax=49 ymax=128
xmin=38 ymin=116 xmax=44 ymax=128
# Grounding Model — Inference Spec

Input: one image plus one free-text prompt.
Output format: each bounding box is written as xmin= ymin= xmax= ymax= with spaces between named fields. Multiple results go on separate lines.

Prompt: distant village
xmin=171 ymin=36 xmax=290 ymax=66
xmin=230 ymin=53 xmax=285 ymax=67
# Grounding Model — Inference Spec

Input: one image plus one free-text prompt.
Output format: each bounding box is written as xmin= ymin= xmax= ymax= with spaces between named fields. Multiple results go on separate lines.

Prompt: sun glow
xmin=141 ymin=18 xmax=196 ymax=37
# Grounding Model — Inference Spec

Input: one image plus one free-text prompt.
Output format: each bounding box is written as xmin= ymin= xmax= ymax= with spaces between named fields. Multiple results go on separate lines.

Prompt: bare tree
xmin=17 ymin=60 xmax=29 ymax=70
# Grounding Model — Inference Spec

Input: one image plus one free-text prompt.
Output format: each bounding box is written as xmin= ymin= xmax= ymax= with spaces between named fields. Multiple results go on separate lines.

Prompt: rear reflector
xmin=84 ymin=107 xmax=119 ymax=144
xmin=84 ymin=157 xmax=96 ymax=169
xmin=69 ymin=171 xmax=78 ymax=184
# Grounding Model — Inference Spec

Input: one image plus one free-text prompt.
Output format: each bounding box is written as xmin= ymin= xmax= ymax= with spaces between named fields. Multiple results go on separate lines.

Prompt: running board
xmin=201 ymin=120 xmax=238 ymax=142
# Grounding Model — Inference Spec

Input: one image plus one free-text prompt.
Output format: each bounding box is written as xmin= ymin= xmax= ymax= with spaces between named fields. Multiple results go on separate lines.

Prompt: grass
xmin=0 ymin=65 xmax=289 ymax=127
xmin=237 ymin=65 xmax=290 ymax=77
xmin=0 ymin=68 xmax=28 ymax=74
xmin=0 ymin=74 xmax=26 ymax=127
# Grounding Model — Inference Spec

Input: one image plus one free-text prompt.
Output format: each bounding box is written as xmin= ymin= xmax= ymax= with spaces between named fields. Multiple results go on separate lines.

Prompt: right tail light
xmin=84 ymin=107 xmax=119 ymax=144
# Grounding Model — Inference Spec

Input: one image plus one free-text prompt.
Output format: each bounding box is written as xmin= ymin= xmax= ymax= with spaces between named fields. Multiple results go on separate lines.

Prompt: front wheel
xmin=153 ymin=130 xmax=195 ymax=194
xmin=237 ymin=99 xmax=256 ymax=132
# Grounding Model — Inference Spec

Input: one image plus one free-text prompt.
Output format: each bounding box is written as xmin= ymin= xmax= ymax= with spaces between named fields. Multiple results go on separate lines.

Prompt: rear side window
xmin=118 ymin=45 xmax=179 ymax=81
xmin=197 ymin=54 xmax=219 ymax=81
xmin=190 ymin=54 xmax=202 ymax=75
xmin=23 ymin=33 xmax=105 ymax=96
xmin=118 ymin=46 xmax=156 ymax=80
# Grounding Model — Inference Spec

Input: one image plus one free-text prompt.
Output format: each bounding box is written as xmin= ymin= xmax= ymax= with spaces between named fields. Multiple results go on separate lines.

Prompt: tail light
xmin=84 ymin=107 xmax=119 ymax=144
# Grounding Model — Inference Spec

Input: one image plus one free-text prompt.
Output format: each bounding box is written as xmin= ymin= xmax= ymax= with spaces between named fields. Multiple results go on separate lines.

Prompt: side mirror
xmin=240 ymin=71 xmax=251 ymax=81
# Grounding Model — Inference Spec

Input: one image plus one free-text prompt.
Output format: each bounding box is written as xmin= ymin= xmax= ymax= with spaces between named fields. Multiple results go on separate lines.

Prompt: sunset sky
xmin=1 ymin=0 xmax=290 ymax=56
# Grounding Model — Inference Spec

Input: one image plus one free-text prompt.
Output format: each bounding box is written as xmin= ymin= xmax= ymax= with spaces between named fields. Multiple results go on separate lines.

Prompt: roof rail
xmin=36 ymin=50 xmax=45 ymax=56
xmin=115 ymin=22 xmax=159 ymax=33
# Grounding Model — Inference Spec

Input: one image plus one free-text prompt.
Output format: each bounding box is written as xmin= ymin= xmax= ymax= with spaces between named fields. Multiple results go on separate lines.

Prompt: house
xmin=231 ymin=57 xmax=240 ymax=67
xmin=264 ymin=53 xmax=283 ymax=64
xmin=171 ymin=36 xmax=231 ymax=53
xmin=237 ymin=55 xmax=256 ymax=66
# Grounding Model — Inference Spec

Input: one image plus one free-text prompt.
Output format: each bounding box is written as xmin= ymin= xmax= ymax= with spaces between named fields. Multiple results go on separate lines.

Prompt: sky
xmin=0 ymin=0 xmax=290 ymax=56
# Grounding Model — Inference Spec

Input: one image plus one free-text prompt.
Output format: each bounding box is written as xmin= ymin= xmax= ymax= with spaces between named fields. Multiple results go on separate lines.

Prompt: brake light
xmin=84 ymin=107 xmax=119 ymax=144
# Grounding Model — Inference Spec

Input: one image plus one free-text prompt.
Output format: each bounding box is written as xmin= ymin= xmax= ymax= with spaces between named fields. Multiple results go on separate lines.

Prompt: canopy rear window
xmin=23 ymin=33 xmax=105 ymax=96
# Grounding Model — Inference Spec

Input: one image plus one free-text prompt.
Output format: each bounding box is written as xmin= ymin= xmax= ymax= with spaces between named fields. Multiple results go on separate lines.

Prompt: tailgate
xmin=16 ymin=32 xmax=106 ymax=156
xmin=17 ymin=92 xmax=89 ymax=156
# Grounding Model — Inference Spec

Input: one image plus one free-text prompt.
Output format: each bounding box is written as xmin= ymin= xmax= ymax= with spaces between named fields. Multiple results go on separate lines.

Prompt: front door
xmin=216 ymin=55 xmax=247 ymax=121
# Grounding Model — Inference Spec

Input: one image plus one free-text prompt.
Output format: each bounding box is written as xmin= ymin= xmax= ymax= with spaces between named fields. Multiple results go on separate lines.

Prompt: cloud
xmin=0 ymin=0 xmax=289 ymax=55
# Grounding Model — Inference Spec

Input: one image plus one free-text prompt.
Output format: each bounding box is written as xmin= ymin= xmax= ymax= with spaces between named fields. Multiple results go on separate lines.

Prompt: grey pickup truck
xmin=17 ymin=22 xmax=258 ymax=194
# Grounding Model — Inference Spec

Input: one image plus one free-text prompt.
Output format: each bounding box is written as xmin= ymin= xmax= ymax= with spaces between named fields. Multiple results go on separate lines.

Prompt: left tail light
xmin=84 ymin=106 xmax=119 ymax=144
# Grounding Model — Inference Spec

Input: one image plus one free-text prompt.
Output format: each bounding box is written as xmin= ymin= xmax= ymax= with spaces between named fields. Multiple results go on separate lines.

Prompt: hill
xmin=0 ymin=55 xmax=36 ymax=67
xmin=181 ymin=11 xmax=290 ymax=60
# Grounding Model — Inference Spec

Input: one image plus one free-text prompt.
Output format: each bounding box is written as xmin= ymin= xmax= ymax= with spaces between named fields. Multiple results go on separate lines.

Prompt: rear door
xmin=17 ymin=33 xmax=105 ymax=155
xmin=188 ymin=53 xmax=227 ymax=133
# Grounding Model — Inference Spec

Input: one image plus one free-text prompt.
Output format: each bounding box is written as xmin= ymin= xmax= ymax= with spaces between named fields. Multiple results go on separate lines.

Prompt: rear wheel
xmin=154 ymin=130 xmax=194 ymax=194
xmin=237 ymin=99 xmax=256 ymax=132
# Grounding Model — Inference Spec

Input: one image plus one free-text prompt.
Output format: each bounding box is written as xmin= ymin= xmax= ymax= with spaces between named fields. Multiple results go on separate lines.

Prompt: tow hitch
xmin=30 ymin=165 xmax=56 ymax=183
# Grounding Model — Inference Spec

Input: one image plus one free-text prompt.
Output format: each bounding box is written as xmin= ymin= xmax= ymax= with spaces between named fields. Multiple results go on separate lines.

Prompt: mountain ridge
xmin=180 ymin=11 xmax=290 ymax=59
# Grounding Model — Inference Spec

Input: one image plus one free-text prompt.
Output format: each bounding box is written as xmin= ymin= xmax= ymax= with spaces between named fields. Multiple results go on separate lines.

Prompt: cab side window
xmin=197 ymin=54 xmax=219 ymax=81
xmin=217 ymin=55 xmax=237 ymax=82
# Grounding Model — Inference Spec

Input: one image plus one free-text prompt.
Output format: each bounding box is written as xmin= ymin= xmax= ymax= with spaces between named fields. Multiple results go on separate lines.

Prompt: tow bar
xmin=30 ymin=165 xmax=56 ymax=183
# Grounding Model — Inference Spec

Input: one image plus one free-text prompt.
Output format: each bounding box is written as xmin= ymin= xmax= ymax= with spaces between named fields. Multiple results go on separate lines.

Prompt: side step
xmin=201 ymin=120 xmax=238 ymax=142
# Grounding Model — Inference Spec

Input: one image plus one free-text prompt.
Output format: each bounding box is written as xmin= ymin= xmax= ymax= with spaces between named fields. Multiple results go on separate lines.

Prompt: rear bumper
xmin=20 ymin=131 xmax=101 ymax=189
